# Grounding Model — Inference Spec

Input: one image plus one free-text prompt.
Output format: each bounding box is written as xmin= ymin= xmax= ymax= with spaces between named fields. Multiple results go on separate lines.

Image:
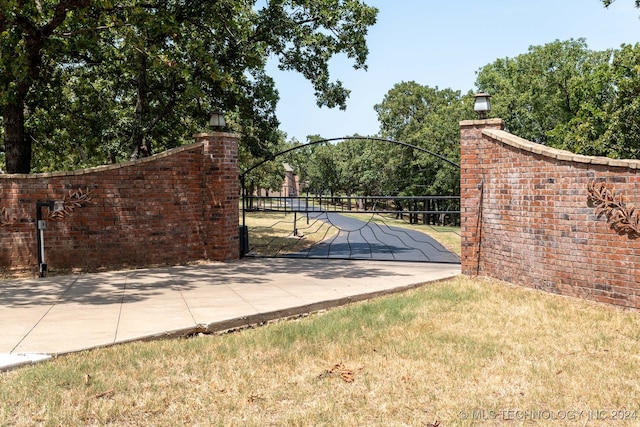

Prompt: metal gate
xmin=240 ymin=137 xmax=461 ymax=264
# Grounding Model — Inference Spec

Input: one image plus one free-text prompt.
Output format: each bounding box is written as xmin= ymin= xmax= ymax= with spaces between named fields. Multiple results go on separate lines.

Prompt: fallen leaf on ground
xmin=94 ymin=390 xmax=115 ymax=399
xmin=319 ymin=362 xmax=362 ymax=383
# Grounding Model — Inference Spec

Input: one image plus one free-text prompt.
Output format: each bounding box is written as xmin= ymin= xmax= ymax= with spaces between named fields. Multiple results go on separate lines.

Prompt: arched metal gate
xmin=240 ymin=137 xmax=461 ymax=264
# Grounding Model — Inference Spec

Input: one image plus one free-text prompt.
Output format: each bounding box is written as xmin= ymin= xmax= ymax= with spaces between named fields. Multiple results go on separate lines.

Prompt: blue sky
xmin=267 ymin=0 xmax=640 ymax=142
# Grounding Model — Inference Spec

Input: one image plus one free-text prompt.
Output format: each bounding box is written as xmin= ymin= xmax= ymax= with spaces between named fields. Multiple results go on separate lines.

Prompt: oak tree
xmin=0 ymin=0 xmax=378 ymax=173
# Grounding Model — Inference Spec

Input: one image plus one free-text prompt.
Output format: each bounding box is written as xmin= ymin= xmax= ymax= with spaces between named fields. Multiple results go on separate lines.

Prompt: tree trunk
xmin=130 ymin=50 xmax=151 ymax=160
xmin=3 ymin=102 xmax=31 ymax=174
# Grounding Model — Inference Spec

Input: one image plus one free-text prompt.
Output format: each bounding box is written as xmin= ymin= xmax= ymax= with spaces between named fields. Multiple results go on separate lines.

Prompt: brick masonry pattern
xmin=461 ymin=119 xmax=640 ymax=309
xmin=1 ymin=133 xmax=239 ymax=275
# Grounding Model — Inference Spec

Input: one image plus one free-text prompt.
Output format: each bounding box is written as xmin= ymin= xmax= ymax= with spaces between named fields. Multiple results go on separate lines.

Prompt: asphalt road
xmin=285 ymin=211 xmax=460 ymax=263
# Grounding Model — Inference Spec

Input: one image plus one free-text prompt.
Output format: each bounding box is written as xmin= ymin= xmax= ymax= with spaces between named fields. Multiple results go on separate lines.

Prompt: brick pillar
xmin=195 ymin=132 xmax=240 ymax=261
xmin=460 ymin=119 xmax=504 ymax=275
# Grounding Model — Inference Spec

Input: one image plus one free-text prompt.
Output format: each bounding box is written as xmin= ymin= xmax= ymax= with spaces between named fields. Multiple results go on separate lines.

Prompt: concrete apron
xmin=0 ymin=258 xmax=460 ymax=370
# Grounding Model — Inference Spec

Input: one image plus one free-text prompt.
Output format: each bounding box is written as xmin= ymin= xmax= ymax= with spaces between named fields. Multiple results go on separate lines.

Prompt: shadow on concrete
xmin=0 ymin=258 xmax=423 ymax=307
xmin=169 ymin=258 xmax=415 ymax=282
xmin=0 ymin=272 xmax=177 ymax=307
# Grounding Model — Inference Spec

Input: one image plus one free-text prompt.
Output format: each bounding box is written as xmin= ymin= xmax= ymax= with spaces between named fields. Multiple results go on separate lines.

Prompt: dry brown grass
xmin=243 ymin=211 xmax=338 ymax=256
xmin=3 ymin=276 xmax=640 ymax=426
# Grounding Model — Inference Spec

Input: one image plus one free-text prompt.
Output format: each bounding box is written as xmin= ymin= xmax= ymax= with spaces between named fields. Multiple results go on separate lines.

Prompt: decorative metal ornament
xmin=587 ymin=180 xmax=640 ymax=237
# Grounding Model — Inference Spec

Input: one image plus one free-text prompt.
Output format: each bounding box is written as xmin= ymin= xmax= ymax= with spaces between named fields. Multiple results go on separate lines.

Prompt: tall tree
xmin=1 ymin=0 xmax=378 ymax=173
xmin=374 ymin=82 xmax=472 ymax=196
xmin=603 ymin=43 xmax=640 ymax=158
xmin=476 ymin=39 xmax=611 ymax=145
xmin=0 ymin=0 xmax=102 ymax=173
xmin=301 ymin=137 xmax=341 ymax=198
xmin=476 ymin=39 xmax=640 ymax=158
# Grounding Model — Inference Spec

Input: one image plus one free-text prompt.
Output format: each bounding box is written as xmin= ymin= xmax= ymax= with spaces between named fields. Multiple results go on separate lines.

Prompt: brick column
xmin=460 ymin=119 xmax=504 ymax=275
xmin=195 ymin=132 xmax=240 ymax=261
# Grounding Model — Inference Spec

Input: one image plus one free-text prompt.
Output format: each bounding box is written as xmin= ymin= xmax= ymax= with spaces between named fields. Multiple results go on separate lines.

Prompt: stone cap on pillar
xmin=193 ymin=132 xmax=242 ymax=138
xmin=459 ymin=118 xmax=504 ymax=127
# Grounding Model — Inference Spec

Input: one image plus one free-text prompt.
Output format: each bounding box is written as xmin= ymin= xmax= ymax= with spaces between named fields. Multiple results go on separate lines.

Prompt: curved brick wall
xmin=461 ymin=119 xmax=640 ymax=309
xmin=1 ymin=133 xmax=239 ymax=275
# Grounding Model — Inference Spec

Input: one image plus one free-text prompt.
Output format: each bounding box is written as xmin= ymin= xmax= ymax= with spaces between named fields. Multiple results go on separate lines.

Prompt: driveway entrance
xmin=240 ymin=137 xmax=460 ymax=264
xmin=242 ymin=195 xmax=460 ymax=264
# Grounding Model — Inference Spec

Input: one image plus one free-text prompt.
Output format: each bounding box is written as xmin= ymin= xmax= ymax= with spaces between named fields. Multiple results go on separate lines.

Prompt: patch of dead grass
xmin=243 ymin=211 xmax=338 ymax=256
xmin=2 ymin=276 xmax=640 ymax=426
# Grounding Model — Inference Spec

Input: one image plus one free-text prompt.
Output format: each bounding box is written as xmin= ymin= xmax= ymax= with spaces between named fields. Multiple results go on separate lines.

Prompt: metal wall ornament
xmin=49 ymin=188 xmax=93 ymax=221
xmin=587 ymin=180 xmax=640 ymax=237
xmin=0 ymin=207 xmax=16 ymax=227
xmin=0 ymin=188 xmax=93 ymax=229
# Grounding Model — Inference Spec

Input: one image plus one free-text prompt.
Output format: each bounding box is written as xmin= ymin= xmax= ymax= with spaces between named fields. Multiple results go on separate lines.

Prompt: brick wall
xmin=1 ymin=132 xmax=239 ymax=276
xmin=461 ymin=119 xmax=640 ymax=309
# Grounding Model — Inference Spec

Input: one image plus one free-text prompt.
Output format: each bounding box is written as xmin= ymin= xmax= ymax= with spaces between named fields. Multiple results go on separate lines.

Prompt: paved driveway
xmin=286 ymin=211 xmax=460 ymax=263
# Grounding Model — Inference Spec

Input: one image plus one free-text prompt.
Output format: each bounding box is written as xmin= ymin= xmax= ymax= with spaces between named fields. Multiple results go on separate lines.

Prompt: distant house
xmin=281 ymin=163 xmax=300 ymax=197
xmin=252 ymin=163 xmax=301 ymax=198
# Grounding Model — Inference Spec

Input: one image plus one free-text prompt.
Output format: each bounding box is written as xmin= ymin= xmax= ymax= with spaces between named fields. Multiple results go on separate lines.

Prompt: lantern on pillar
xmin=209 ymin=111 xmax=226 ymax=130
xmin=473 ymin=93 xmax=492 ymax=119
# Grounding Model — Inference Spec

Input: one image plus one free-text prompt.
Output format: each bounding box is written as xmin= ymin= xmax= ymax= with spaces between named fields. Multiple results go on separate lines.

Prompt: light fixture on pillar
xmin=209 ymin=111 xmax=226 ymax=130
xmin=473 ymin=92 xmax=491 ymax=119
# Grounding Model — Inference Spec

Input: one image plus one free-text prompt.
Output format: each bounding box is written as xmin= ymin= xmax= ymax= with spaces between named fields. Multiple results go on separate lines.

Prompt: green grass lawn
xmin=3 ymin=276 xmax=640 ymax=426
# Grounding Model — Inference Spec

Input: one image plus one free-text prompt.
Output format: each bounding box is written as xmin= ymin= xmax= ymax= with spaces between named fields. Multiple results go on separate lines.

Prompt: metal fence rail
xmin=243 ymin=195 xmax=460 ymax=225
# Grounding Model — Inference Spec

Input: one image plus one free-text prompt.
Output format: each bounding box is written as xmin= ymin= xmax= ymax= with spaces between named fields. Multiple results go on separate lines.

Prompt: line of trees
xmin=278 ymin=39 xmax=640 ymax=198
xmin=477 ymin=39 xmax=640 ymax=159
xmin=246 ymin=81 xmax=473 ymax=199
xmin=242 ymin=3 xmax=640 ymax=199
xmin=3 ymin=0 xmax=640 ymax=200
xmin=287 ymin=84 xmax=472 ymax=198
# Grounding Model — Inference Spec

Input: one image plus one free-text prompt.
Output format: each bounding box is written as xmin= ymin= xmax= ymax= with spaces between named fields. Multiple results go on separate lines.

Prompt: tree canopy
xmin=244 ymin=0 xmax=640 ymax=200
xmin=4 ymin=0 xmax=639 ymax=189
xmin=374 ymin=82 xmax=472 ymax=195
xmin=0 ymin=0 xmax=378 ymax=173
xmin=602 ymin=0 xmax=640 ymax=7
xmin=246 ymin=83 xmax=473 ymax=200
xmin=257 ymin=34 xmax=640 ymax=199
xmin=476 ymin=39 xmax=640 ymax=158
